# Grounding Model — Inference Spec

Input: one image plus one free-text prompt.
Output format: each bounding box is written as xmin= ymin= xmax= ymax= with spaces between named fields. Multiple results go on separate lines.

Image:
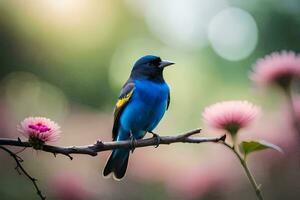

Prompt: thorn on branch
xmin=219 ymin=134 xmax=226 ymax=142
xmin=96 ymin=140 xmax=104 ymax=146
xmin=51 ymin=149 xmax=73 ymax=160
xmin=66 ymin=154 xmax=73 ymax=160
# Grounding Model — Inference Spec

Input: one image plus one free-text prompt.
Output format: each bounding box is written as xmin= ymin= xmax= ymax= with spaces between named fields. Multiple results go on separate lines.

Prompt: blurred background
xmin=0 ymin=0 xmax=300 ymax=199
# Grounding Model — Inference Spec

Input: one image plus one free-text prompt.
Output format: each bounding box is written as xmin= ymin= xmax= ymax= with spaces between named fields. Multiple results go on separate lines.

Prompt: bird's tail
xmin=103 ymin=148 xmax=130 ymax=180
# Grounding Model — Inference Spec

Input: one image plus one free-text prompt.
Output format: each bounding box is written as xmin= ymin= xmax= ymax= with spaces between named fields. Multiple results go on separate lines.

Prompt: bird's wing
xmin=167 ymin=90 xmax=170 ymax=110
xmin=112 ymin=80 xmax=135 ymax=140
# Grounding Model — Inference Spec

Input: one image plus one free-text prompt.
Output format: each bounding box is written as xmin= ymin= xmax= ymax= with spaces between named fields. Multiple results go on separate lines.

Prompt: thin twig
xmin=0 ymin=128 xmax=225 ymax=159
xmin=14 ymin=147 xmax=27 ymax=155
xmin=221 ymin=142 xmax=264 ymax=200
xmin=0 ymin=146 xmax=46 ymax=200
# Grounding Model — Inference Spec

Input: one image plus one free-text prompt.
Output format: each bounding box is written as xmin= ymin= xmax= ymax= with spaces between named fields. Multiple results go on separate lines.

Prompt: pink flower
xmin=18 ymin=117 xmax=61 ymax=145
xmin=202 ymin=101 xmax=260 ymax=135
xmin=250 ymin=51 xmax=300 ymax=88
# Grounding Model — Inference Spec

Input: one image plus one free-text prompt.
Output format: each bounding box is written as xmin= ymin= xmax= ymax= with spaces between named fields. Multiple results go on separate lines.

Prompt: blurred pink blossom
xmin=238 ymin=107 xmax=298 ymax=167
xmin=130 ymin=146 xmax=241 ymax=199
xmin=164 ymin=145 xmax=242 ymax=199
xmin=250 ymin=51 xmax=300 ymax=87
xmin=50 ymin=172 xmax=89 ymax=200
xmin=203 ymin=101 xmax=260 ymax=135
xmin=18 ymin=117 xmax=61 ymax=143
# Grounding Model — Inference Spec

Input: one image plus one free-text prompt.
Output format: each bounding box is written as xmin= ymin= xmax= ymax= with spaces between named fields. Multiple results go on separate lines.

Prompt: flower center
xmin=224 ymin=123 xmax=240 ymax=135
xmin=29 ymin=136 xmax=45 ymax=150
xmin=276 ymin=74 xmax=292 ymax=90
xmin=29 ymin=123 xmax=51 ymax=132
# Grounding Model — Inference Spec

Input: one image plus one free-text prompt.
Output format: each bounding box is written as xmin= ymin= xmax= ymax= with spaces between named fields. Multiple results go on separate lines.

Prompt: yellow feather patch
xmin=116 ymin=90 xmax=133 ymax=108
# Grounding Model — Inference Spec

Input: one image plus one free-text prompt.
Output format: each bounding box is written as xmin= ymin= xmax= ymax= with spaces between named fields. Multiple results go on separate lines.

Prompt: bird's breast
xmin=119 ymin=80 xmax=169 ymax=135
xmin=134 ymin=80 xmax=169 ymax=104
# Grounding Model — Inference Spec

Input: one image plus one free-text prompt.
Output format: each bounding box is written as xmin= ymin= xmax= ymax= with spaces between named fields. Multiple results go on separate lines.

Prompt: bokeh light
xmin=127 ymin=0 xmax=228 ymax=49
xmin=208 ymin=7 xmax=258 ymax=61
xmin=2 ymin=72 xmax=69 ymax=121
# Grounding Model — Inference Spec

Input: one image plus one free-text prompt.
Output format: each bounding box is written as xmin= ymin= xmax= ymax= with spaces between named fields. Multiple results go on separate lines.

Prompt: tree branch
xmin=0 ymin=128 xmax=226 ymax=199
xmin=0 ymin=146 xmax=46 ymax=200
xmin=0 ymin=128 xmax=225 ymax=159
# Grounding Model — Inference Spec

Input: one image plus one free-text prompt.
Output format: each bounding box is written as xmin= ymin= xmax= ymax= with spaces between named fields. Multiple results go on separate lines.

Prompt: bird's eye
xmin=151 ymin=63 xmax=156 ymax=67
xmin=149 ymin=60 xmax=160 ymax=67
xmin=148 ymin=62 xmax=156 ymax=67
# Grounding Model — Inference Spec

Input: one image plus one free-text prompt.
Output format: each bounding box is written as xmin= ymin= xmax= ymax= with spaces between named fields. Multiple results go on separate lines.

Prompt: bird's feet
xmin=130 ymin=134 xmax=137 ymax=153
xmin=149 ymin=131 xmax=161 ymax=148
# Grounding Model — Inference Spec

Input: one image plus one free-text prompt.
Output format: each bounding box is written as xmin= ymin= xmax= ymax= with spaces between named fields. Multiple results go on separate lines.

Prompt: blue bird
xmin=103 ymin=55 xmax=174 ymax=180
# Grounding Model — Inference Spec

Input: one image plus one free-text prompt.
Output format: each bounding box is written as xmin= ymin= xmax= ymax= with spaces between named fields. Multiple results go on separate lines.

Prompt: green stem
xmin=283 ymin=87 xmax=300 ymax=168
xmin=283 ymin=87 xmax=300 ymax=142
xmin=223 ymin=142 xmax=264 ymax=200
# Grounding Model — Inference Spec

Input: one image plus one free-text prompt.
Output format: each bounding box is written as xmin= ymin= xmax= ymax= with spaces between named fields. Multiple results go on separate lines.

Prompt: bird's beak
xmin=158 ymin=60 xmax=175 ymax=68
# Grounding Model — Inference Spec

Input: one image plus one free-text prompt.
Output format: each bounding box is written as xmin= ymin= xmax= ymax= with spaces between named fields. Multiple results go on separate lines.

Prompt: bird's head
xmin=130 ymin=55 xmax=174 ymax=82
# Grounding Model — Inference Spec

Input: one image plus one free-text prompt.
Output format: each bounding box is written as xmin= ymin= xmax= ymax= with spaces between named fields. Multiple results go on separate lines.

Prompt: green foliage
xmin=239 ymin=140 xmax=283 ymax=158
